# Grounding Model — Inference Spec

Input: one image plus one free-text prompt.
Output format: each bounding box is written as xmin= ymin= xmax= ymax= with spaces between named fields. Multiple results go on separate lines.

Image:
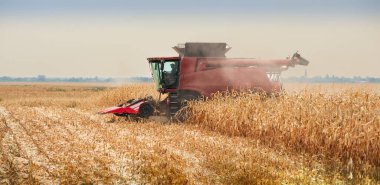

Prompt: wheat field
xmin=0 ymin=83 xmax=379 ymax=184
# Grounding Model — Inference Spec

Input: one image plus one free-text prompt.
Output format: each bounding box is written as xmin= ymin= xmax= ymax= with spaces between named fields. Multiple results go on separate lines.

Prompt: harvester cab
xmin=148 ymin=57 xmax=180 ymax=91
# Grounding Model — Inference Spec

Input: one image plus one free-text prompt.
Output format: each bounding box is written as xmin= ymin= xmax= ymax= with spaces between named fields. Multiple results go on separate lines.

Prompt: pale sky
xmin=0 ymin=0 xmax=379 ymax=78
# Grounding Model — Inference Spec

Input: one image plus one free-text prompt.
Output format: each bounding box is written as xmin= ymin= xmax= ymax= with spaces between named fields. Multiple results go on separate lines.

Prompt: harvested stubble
xmin=186 ymin=90 xmax=380 ymax=179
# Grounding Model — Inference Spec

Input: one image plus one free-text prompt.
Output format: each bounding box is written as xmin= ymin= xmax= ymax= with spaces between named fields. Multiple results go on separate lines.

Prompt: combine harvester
xmin=99 ymin=42 xmax=309 ymax=120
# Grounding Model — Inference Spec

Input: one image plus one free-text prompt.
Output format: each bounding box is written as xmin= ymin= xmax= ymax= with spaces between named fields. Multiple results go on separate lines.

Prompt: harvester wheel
xmin=175 ymin=92 xmax=200 ymax=122
xmin=138 ymin=102 xmax=154 ymax=118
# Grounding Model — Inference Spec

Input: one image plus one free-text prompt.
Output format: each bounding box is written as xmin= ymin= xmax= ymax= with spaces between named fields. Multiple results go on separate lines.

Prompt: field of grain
xmin=0 ymin=83 xmax=379 ymax=184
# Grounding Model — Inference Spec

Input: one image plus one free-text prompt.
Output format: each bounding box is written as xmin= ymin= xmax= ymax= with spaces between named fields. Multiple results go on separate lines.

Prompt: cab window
xmin=162 ymin=61 xmax=178 ymax=88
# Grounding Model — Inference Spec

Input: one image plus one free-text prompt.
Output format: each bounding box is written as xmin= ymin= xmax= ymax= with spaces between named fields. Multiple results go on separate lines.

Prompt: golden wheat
xmin=186 ymin=89 xmax=380 ymax=180
xmin=96 ymin=84 xmax=157 ymax=107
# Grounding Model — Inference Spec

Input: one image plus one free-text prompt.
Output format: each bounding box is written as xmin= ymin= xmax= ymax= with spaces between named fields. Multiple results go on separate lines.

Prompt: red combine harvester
xmin=99 ymin=42 xmax=309 ymax=119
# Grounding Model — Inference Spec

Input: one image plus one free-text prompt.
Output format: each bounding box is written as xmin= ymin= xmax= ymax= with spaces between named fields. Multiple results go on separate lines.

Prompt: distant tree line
xmin=0 ymin=75 xmax=152 ymax=83
xmin=1 ymin=75 xmax=379 ymax=83
xmin=125 ymin=77 xmax=153 ymax=83
xmin=283 ymin=75 xmax=380 ymax=83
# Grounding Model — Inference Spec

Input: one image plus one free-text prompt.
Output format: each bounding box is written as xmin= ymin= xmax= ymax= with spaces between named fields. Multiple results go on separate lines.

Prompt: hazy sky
xmin=1 ymin=0 xmax=379 ymax=78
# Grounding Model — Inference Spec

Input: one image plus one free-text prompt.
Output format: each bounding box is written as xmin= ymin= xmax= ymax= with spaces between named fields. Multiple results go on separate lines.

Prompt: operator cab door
xmin=161 ymin=60 xmax=179 ymax=89
xmin=149 ymin=59 xmax=180 ymax=91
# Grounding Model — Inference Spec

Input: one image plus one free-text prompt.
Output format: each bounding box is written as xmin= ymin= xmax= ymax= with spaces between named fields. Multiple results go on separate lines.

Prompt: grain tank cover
xmin=173 ymin=42 xmax=231 ymax=57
